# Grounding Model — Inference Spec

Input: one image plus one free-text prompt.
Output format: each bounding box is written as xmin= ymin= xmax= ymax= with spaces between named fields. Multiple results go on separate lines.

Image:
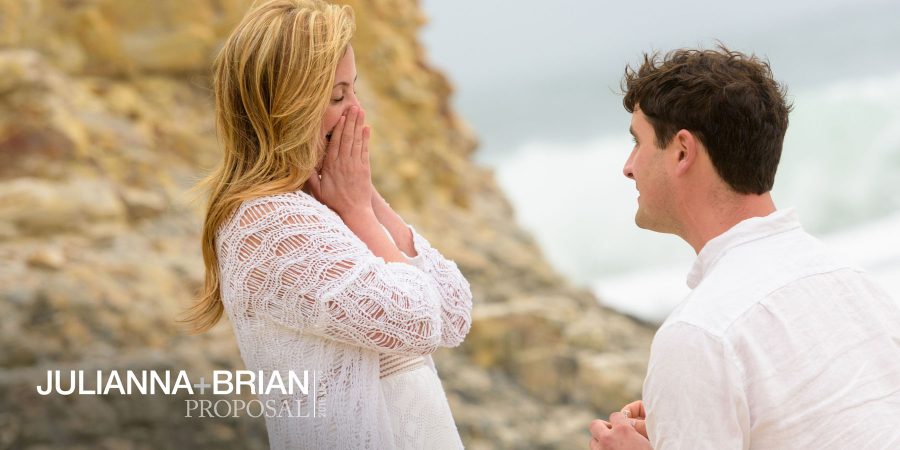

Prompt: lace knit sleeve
xmin=406 ymin=228 xmax=473 ymax=348
xmin=217 ymin=193 xmax=445 ymax=356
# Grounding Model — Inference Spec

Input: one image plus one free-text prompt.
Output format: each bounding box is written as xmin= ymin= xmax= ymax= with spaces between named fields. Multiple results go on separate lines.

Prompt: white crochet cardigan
xmin=215 ymin=189 xmax=473 ymax=449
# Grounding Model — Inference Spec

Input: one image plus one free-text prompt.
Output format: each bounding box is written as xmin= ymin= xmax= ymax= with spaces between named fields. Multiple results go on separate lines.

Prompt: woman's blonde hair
xmin=185 ymin=0 xmax=355 ymax=333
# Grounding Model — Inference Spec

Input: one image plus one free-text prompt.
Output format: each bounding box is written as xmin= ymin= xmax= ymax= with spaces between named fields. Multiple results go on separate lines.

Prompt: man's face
xmin=623 ymin=108 xmax=677 ymax=233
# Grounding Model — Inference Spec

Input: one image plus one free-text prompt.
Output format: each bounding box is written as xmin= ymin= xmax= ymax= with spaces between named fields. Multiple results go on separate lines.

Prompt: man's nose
xmin=623 ymin=154 xmax=635 ymax=180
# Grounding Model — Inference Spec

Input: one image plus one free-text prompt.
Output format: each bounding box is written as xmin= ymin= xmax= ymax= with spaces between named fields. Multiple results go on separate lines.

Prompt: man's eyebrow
xmin=333 ymin=74 xmax=359 ymax=88
xmin=629 ymin=126 xmax=636 ymax=137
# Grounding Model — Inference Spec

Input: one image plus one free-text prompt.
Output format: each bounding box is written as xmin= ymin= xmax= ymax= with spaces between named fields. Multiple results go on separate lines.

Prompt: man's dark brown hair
xmin=622 ymin=45 xmax=792 ymax=195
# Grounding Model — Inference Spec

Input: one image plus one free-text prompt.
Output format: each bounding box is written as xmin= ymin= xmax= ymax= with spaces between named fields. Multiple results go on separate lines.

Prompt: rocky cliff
xmin=0 ymin=0 xmax=654 ymax=448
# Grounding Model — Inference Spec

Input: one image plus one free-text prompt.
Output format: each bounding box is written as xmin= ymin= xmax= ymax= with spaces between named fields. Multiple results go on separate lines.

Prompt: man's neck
xmin=681 ymin=192 xmax=777 ymax=254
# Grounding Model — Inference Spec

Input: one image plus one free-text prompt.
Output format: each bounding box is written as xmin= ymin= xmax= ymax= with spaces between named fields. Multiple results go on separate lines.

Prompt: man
xmin=589 ymin=46 xmax=900 ymax=449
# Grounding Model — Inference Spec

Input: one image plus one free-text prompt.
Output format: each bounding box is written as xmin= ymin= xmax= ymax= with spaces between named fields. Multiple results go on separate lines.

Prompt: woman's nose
xmin=342 ymin=103 xmax=361 ymax=119
xmin=347 ymin=93 xmax=362 ymax=111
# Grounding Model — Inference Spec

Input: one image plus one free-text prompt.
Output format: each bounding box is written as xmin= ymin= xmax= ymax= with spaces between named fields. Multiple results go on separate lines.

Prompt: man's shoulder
xmin=674 ymin=229 xmax=856 ymax=336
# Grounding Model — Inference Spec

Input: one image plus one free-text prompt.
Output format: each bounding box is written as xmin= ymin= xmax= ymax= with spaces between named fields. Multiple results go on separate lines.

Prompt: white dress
xmin=215 ymin=189 xmax=472 ymax=449
xmin=381 ymin=356 xmax=464 ymax=449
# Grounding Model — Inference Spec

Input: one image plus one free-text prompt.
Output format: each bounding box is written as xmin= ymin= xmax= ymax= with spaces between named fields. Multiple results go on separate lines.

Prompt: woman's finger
xmin=326 ymin=115 xmax=346 ymax=166
xmin=360 ymin=126 xmax=370 ymax=164
xmin=351 ymin=108 xmax=365 ymax=160
xmin=339 ymin=106 xmax=358 ymax=162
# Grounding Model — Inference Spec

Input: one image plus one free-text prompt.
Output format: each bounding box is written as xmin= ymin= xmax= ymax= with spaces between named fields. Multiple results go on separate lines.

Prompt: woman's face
xmin=322 ymin=44 xmax=360 ymax=146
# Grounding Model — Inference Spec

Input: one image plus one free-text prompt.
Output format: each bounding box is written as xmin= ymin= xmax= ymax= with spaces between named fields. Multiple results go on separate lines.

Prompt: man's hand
xmin=620 ymin=400 xmax=647 ymax=438
xmin=589 ymin=412 xmax=652 ymax=450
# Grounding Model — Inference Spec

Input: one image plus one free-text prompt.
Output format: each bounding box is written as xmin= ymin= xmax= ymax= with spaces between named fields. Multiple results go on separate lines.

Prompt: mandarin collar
xmin=686 ymin=208 xmax=801 ymax=289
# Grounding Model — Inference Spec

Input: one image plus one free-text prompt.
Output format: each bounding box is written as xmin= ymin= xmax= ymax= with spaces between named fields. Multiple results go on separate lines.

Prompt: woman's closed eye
xmin=332 ymin=83 xmax=358 ymax=105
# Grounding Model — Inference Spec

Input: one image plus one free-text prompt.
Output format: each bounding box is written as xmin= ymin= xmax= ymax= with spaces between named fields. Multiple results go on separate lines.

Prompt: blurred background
xmin=422 ymin=0 xmax=900 ymax=321
xmin=0 ymin=0 xmax=652 ymax=448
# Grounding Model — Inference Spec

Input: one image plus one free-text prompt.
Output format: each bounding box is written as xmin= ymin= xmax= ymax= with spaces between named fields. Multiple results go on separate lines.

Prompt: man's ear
xmin=671 ymin=129 xmax=698 ymax=176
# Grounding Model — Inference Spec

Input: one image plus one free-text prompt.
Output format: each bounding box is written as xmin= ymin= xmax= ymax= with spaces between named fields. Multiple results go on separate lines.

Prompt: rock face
xmin=0 ymin=0 xmax=654 ymax=448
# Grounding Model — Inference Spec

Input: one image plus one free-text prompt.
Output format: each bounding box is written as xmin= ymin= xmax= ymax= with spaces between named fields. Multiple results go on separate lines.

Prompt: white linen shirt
xmin=643 ymin=208 xmax=900 ymax=449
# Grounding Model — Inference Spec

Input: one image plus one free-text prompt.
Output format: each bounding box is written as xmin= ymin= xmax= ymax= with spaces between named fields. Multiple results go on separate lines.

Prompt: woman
xmin=187 ymin=1 xmax=473 ymax=448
